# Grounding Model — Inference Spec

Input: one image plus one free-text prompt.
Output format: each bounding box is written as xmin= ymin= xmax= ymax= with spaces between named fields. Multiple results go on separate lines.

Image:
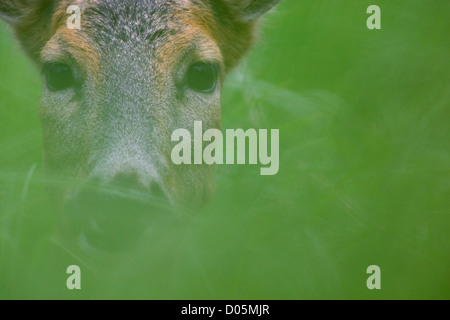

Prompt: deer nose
xmin=110 ymin=172 xmax=168 ymax=201
xmin=65 ymin=172 xmax=170 ymax=252
xmin=111 ymin=171 xmax=142 ymax=188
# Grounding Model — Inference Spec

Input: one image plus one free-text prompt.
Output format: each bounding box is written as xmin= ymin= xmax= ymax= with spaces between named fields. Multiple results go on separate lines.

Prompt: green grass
xmin=0 ymin=1 xmax=449 ymax=299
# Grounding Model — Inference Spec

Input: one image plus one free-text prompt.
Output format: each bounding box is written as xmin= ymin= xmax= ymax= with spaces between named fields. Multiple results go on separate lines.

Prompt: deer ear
xmin=0 ymin=0 xmax=56 ymax=62
xmin=0 ymin=0 xmax=23 ymax=24
xmin=1 ymin=0 xmax=55 ymax=25
xmin=221 ymin=0 xmax=282 ymax=22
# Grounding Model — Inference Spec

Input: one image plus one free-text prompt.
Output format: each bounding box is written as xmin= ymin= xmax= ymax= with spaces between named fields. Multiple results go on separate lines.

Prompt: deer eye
xmin=185 ymin=62 xmax=219 ymax=93
xmin=44 ymin=63 xmax=76 ymax=92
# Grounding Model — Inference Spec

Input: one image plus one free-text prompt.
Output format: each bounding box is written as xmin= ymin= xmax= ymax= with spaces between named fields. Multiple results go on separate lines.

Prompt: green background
xmin=0 ymin=0 xmax=449 ymax=299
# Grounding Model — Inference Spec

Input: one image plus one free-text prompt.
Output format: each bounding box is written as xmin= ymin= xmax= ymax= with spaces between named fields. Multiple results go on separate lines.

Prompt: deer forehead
xmin=41 ymin=0 xmax=223 ymax=80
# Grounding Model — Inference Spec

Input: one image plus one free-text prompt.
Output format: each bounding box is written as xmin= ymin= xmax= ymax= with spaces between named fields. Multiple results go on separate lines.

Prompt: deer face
xmin=0 ymin=0 xmax=281 ymax=251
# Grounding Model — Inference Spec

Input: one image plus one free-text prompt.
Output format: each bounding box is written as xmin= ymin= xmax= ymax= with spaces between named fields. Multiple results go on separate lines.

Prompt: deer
xmin=0 ymin=0 xmax=282 ymax=252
